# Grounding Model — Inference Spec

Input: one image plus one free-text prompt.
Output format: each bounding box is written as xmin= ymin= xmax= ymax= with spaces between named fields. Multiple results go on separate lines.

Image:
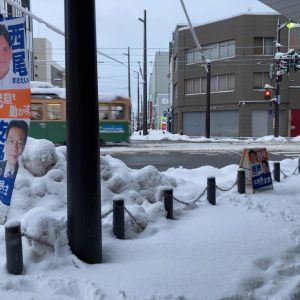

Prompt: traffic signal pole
xmin=65 ymin=0 xmax=102 ymax=263
xmin=274 ymin=18 xmax=281 ymax=138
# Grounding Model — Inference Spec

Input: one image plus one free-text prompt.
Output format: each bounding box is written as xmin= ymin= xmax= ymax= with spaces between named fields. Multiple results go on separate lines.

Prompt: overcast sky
xmin=29 ymin=0 xmax=275 ymax=107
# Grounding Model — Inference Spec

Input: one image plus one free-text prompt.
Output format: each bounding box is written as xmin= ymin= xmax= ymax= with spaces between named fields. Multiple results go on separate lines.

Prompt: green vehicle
xmin=99 ymin=96 xmax=131 ymax=145
xmin=29 ymin=92 xmax=131 ymax=145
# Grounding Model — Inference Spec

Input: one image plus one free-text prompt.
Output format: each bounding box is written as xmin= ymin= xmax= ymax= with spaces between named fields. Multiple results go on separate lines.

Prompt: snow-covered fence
xmin=101 ymin=160 xmax=300 ymax=240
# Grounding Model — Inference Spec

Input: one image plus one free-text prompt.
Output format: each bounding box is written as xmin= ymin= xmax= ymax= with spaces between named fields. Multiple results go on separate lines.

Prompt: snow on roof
xmin=30 ymin=81 xmax=66 ymax=99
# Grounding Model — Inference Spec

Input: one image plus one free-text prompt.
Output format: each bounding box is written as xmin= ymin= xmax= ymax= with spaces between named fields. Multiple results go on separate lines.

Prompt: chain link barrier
xmin=280 ymin=169 xmax=288 ymax=178
xmin=293 ymin=165 xmax=299 ymax=175
xmin=173 ymin=186 xmax=207 ymax=206
xmin=21 ymin=232 xmax=54 ymax=249
xmin=101 ymin=208 xmax=113 ymax=219
xmin=216 ymin=177 xmax=238 ymax=192
xmin=124 ymin=207 xmax=146 ymax=230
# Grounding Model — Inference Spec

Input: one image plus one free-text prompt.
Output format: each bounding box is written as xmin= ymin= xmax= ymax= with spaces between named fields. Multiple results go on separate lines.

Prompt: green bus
xmin=29 ymin=92 xmax=131 ymax=145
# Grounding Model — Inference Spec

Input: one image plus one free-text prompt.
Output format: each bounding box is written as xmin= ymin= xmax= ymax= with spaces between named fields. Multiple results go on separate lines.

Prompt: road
xmin=100 ymin=141 xmax=299 ymax=171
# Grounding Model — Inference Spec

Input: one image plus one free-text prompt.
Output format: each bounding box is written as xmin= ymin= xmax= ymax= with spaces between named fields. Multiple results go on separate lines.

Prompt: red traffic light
xmin=264 ymin=89 xmax=271 ymax=100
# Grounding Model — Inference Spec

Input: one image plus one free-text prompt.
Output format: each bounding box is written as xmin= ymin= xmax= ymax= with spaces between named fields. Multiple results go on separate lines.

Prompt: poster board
xmin=239 ymin=148 xmax=273 ymax=192
xmin=0 ymin=17 xmax=30 ymax=224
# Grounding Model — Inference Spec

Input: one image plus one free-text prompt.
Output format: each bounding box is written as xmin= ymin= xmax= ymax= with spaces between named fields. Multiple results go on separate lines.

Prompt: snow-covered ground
xmin=0 ymin=133 xmax=300 ymax=299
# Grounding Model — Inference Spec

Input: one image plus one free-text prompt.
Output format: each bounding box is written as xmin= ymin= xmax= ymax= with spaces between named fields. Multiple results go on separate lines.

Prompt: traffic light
xmin=264 ymin=89 xmax=271 ymax=100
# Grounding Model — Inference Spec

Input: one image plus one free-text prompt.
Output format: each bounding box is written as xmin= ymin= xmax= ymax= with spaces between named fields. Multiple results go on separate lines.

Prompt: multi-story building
xmin=170 ymin=13 xmax=300 ymax=137
xmin=149 ymin=51 xmax=170 ymax=129
xmin=33 ymin=38 xmax=52 ymax=83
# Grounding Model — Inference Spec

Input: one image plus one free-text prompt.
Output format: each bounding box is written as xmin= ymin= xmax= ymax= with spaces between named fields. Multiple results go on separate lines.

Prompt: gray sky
xmin=30 ymin=0 xmax=275 ymax=106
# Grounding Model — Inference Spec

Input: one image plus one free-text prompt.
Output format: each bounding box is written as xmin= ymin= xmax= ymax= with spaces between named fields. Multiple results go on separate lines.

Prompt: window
xmin=47 ymin=104 xmax=62 ymax=120
xmin=111 ymin=105 xmax=125 ymax=120
xmin=186 ymin=40 xmax=235 ymax=64
xmin=99 ymin=105 xmax=110 ymax=120
xmin=254 ymin=37 xmax=274 ymax=55
xmin=31 ymin=103 xmax=43 ymax=120
xmin=185 ymin=74 xmax=235 ymax=95
xmin=253 ymin=72 xmax=270 ymax=89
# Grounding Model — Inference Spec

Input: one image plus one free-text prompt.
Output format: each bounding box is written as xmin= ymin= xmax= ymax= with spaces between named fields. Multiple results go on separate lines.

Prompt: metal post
xmin=163 ymin=189 xmax=173 ymax=219
xmin=205 ymin=62 xmax=211 ymax=138
xmin=207 ymin=177 xmax=216 ymax=205
xmin=142 ymin=10 xmax=148 ymax=135
xmin=137 ymin=73 xmax=140 ymax=130
xmin=238 ymin=169 xmax=246 ymax=194
xmin=65 ymin=0 xmax=102 ymax=263
xmin=127 ymin=46 xmax=131 ymax=100
xmin=274 ymin=18 xmax=281 ymax=138
xmin=113 ymin=198 xmax=125 ymax=239
xmin=298 ymin=158 xmax=300 ymax=174
xmin=273 ymin=162 xmax=280 ymax=182
xmin=5 ymin=221 xmax=23 ymax=275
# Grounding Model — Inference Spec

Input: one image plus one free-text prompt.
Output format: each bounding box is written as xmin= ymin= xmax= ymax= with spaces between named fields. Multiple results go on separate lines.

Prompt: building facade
xmin=149 ymin=51 xmax=170 ymax=129
xmin=170 ymin=13 xmax=300 ymax=137
xmin=33 ymin=37 xmax=52 ymax=83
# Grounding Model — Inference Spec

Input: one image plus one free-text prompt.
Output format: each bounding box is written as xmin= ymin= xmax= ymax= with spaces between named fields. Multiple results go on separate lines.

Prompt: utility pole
xmin=179 ymin=0 xmax=211 ymax=138
xmin=134 ymin=71 xmax=140 ymax=130
xmin=65 ymin=0 xmax=102 ymax=263
xmin=123 ymin=47 xmax=131 ymax=99
xmin=139 ymin=10 xmax=148 ymax=135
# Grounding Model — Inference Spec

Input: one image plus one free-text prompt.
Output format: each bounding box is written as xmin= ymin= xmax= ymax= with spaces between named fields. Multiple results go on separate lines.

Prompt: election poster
xmin=0 ymin=17 xmax=30 ymax=224
xmin=239 ymin=148 xmax=273 ymax=192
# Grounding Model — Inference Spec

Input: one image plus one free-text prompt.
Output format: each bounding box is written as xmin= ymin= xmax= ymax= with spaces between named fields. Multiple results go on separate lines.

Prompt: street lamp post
xmin=138 ymin=10 xmax=148 ymax=136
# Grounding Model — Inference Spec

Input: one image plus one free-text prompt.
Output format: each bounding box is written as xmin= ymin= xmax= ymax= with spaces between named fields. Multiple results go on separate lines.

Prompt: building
xmin=149 ymin=51 xmax=170 ymax=129
xmin=51 ymin=62 xmax=65 ymax=88
xmin=0 ymin=0 xmax=33 ymax=80
xmin=170 ymin=13 xmax=300 ymax=137
xmin=33 ymin=38 xmax=52 ymax=83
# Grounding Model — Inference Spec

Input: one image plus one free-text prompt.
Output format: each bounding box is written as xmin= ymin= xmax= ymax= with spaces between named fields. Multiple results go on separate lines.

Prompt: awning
xmin=259 ymin=0 xmax=300 ymax=23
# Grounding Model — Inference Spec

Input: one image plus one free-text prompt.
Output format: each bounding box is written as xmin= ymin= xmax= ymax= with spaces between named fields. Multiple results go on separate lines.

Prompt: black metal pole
xmin=205 ymin=62 xmax=211 ymax=138
xmin=113 ymin=198 xmax=125 ymax=239
xmin=163 ymin=189 xmax=174 ymax=219
xmin=207 ymin=177 xmax=216 ymax=205
xmin=238 ymin=169 xmax=245 ymax=194
xmin=273 ymin=162 xmax=280 ymax=182
xmin=142 ymin=10 xmax=148 ymax=135
xmin=5 ymin=221 xmax=23 ymax=275
xmin=65 ymin=0 xmax=102 ymax=263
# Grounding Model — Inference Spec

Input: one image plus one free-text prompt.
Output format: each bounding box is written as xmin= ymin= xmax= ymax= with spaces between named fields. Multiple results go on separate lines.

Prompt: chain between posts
xmin=124 ymin=207 xmax=145 ymax=230
xmin=216 ymin=177 xmax=238 ymax=192
xmin=21 ymin=232 xmax=54 ymax=249
xmin=102 ymin=206 xmax=145 ymax=230
xmin=101 ymin=208 xmax=113 ymax=219
xmin=173 ymin=186 xmax=207 ymax=206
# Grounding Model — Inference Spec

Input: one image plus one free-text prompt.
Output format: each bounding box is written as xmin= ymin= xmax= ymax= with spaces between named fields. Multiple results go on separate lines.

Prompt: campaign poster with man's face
xmin=0 ymin=17 xmax=30 ymax=224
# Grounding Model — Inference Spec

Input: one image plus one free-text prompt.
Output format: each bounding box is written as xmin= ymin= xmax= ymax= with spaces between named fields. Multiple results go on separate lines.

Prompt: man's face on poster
xmin=0 ymin=35 xmax=12 ymax=80
xmin=5 ymin=127 xmax=26 ymax=167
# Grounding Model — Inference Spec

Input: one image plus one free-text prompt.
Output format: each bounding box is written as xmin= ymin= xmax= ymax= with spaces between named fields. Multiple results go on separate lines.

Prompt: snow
xmin=1 ymin=132 xmax=300 ymax=299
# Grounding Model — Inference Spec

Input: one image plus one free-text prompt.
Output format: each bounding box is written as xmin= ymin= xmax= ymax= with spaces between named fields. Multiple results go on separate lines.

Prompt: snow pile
xmin=0 ymin=137 xmax=300 ymax=299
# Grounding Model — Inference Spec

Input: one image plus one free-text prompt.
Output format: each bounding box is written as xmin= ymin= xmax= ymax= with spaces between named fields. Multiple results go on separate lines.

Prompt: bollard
xmin=207 ymin=177 xmax=216 ymax=205
xmin=298 ymin=158 xmax=300 ymax=174
xmin=113 ymin=198 xmax=125 ymax=239
xmin=273 ymin=162 xmax=280 ymax=182
xmin=238 ymin=169 xmax=245 ymax=194
xmin=163 ymin=189 xmax=173 ymax=219
xmin=5 ymin=221 xmax=23 ymax=275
